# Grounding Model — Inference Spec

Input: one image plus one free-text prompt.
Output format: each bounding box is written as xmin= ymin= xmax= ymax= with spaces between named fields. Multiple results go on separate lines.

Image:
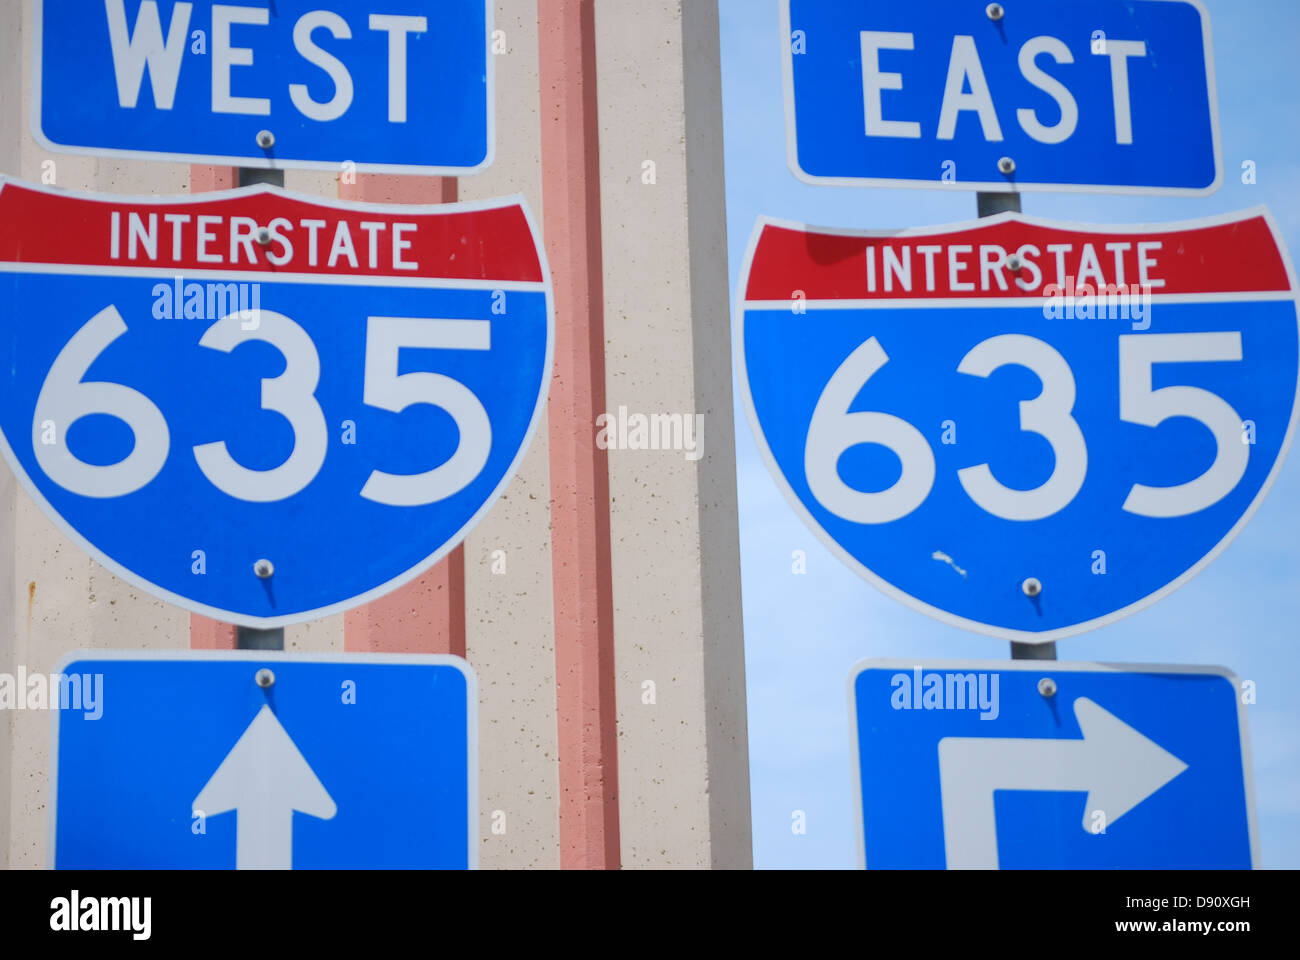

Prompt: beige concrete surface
xmin=595 ymin=0 xmax=751 ymax=868
xmin=459 ymin=0 xmax=562 ymax=870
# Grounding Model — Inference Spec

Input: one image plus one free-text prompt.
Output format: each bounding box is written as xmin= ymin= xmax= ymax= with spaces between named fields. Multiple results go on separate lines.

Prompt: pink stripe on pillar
xmin=539 ymin=0 xmax=622 ymax=870
xmin=189 ymin=165 xmax=238 ymax=651
xmin=190 ymin=165 xmax=235 ymax=193
xmin=344 ymin=547 xmax=466 ymax=657
xmin=340 ymin=173 xmax=466 ymax=658
xmin=190 ymin=615 xmax=237 ymax=649
xmin=339 ymin=174 xmax=458 ymax=205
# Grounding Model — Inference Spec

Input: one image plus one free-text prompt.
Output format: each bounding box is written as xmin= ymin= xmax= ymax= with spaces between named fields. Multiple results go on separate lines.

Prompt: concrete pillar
xmin=459 ymin=1 xmax=563 ymax=870
xmin=0 ymin=0 xmax=19 ymax=865
xmin=595 ymin=0 xmax=752 ymax=868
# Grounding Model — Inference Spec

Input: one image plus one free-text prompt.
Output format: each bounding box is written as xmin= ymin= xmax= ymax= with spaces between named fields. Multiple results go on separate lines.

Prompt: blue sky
xmin=720 ymin=0 xmax=1300 ymax=869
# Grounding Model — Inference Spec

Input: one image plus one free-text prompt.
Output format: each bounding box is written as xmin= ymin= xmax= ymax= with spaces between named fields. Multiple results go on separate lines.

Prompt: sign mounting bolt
xmin=986 ymin=3 xmax=1005 ymax=21
xmin=1022 ymin=577 xmax=1042 ymax=597
xmin=256 ymin=129 xmax=275 ymax=149
xmin=1006 ymin=253 xmax=1023 ymax=271
xmin=1037 ymin=677 xmax=1057 ymax=698
xmin=254 ymin=559 xmax=274 ymax=579
xmin=255 ymin=668 xmax=275 ymax=689
xmin=998 ymin=156 xmax=1016 ymax=175
xmin=256 ymin=226 xmax=271 ymax=245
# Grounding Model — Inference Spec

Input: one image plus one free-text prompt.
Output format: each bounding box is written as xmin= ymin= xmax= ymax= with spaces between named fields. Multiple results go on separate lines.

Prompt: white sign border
xmin=48 ymin=649 xmax=480 ymax=870
xmin=846 ymin=658 xmax=1261 ymax=870
xmin=733 ymin=205 xmax=1300 ymax=644
xmin=779 ymin=0 xmax=1224 ymax=197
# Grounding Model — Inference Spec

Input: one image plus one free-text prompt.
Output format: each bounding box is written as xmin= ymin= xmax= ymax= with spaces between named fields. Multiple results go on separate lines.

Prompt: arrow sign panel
xmin=51 ymin=652 xmax=476 ymax=869
xmin=0 ymin=178 xmax=552 ymax=628
xmin=849 ymin=659 xmax=1258 ymax=869
xmin=737 ymin=208 xmax=1299 ymax=642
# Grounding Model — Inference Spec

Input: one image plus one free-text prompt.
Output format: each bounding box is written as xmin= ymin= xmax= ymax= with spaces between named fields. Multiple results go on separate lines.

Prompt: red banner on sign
xmin=0 ymin=179 xmax=544 ymax=283
xmin=743 ymin=211 xmax=1292 ymax=302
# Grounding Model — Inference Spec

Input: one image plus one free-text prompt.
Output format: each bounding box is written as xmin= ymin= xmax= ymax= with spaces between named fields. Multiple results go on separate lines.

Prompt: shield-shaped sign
xmin=0 ymin=178 xmax=552 ymax=627
xmin=737 ymin=209 xmax=1299 ymax=642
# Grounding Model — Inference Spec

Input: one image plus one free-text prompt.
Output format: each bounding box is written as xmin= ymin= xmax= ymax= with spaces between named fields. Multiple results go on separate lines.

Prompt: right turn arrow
xmin=938 ymin=696 xmax=1188 ymax=869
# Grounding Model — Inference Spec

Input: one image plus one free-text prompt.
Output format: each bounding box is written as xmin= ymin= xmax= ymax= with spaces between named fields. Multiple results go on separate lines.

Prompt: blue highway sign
xmin=34 ymin=0 xmax=493 ymax=174
xmin=0 ymin=178 xmax=552 ymax=627
xmin=850 ymin=659 xmax=1258 ymax=869
xmin=782 ymin=0 xmax=1221 ymax=194
xmin=737 ymin=210 xmax=1299 ymax=642
xmin=51 ymin=651 xmax=477 ymax=869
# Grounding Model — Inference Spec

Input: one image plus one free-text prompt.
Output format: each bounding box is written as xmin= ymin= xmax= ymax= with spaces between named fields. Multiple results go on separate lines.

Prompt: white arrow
xmin=192 ymin=705 xmax=336 ymax=870
xmin=937 ymin=697 xmax=1187 ymax=869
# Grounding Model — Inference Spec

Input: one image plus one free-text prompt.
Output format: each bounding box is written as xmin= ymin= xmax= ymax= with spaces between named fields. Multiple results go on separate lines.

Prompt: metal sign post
xmin=976 ymin=189 xmax=1053 ymax=662
xmin=236 ymin=166 xmax=284 ymax=652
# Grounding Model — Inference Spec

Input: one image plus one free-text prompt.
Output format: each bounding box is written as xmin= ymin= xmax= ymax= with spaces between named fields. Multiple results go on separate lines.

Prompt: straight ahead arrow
xmin=193 ymin=705 xmax=336 ymax=870
xmin=938 ymin=697 xmax=1187 ymax=869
